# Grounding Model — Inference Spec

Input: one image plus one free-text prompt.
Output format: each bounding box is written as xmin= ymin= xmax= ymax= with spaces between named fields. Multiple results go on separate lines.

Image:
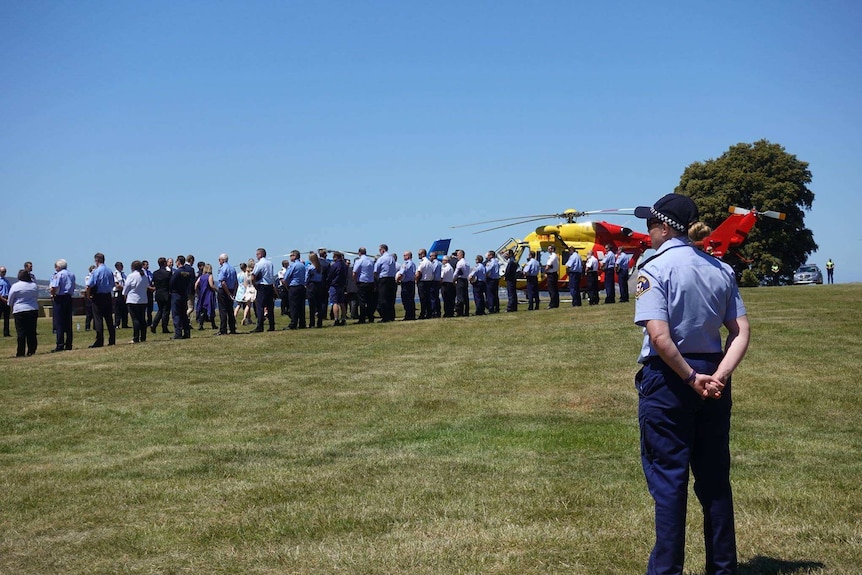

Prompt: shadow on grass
xmin=739 ymin=555 xmax=825 ymax=575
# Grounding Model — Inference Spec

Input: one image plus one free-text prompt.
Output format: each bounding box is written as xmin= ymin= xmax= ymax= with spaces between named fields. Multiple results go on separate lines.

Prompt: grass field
xmin=1 ymin=285 xmax=860 ymax=574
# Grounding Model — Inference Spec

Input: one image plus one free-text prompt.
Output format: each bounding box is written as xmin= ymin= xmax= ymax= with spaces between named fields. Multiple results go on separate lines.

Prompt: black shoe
xmin=89 ymin=343 xmax=103 ymax=348
xmin=170 ymin=336 xmax=185 ymax=340
xmin=250 ymin=328 xmax=264 ymax=333
xmin=51 ymin=348 xmax=64 ymax=353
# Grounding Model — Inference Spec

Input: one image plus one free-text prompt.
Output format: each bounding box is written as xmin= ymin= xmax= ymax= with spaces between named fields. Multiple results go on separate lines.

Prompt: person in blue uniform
xmin=416 ymin=249 xmax=434 ymax=320
xmin=564 ymin=249 xmax=582 ymax=307
xmin=282 ymin=250 xmax=307 ymax=330
xmin=601 ymin=244 xmax=616 ymax=304
xmin=616 ymin=247 xmax=631 ymax=303
xmin=503 ymin=249 xmax=519 ymax=312
xmin=85 ymin=253 xmax=116 ymax=347
xmin=352 ymin=247 xmax=376 ymax=324
xmin=633 ymin=193 xmax=750 ymax=575
xmin=397 ymin=251 xmax=416 ymax=321
xmin=251 ymin=247 xmax=276 ymax=332
xmin=484 ymin=250 xmax=500 ymax=313
xmin=0 ymin=266 xmax=12 ymax=337
xmin=585 ymin=250 xmax=599 ymax=305
xmin=49 ymin=259 xmax=76 ymax=352
xmin=142 ymin=260 xmax=154 ymax=326
xmin=522 ymin=251 xmax=540 ymax=311
xmin=216 ymin=253 xmax=239 ymax=335
xmin=374 ymin=244 xmax=397 ymax=322
xmin=430 ymin=252 xmax=442 ymax=318
xmin=468 ymin=254 xmax=487 ymax=315
xmin=169 ymin=255 xmax=195 ymax=339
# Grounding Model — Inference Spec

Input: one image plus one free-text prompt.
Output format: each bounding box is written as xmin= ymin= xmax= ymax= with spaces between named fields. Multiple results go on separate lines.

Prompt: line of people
xmin=1 ymin=242 xmax=632 ymax=356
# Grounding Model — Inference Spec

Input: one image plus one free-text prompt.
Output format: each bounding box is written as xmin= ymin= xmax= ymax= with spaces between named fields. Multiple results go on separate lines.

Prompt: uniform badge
xmin=635 ymin=275 xmax=651 ymax=298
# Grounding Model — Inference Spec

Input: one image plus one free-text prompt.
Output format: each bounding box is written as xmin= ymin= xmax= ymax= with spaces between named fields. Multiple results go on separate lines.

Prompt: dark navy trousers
xmin=636 ymin=354 xmax=737 ymax=575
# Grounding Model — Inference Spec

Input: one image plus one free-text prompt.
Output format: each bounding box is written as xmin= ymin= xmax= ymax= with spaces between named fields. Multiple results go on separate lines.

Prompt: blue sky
xmin=3 ymin=1 xmax=860 ymax=282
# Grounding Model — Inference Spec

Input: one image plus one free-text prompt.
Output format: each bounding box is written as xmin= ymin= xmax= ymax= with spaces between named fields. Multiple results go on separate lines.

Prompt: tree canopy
xmin=676 ymin=139 xmax=817 ymax=281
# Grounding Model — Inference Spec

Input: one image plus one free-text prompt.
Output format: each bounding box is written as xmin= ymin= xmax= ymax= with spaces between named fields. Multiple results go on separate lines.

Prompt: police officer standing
xmin=251 ymin=247 xmax=276 ymax=332
xmin=826 ymin=258 xmax=834 ymax=284
xmin=216 ymin=253 xmax=238 ymax=335
xmin=616 ymin=247 xmax=631 ymax=303
xmin=151 ymin=258 xmax=173 ymax=334
xmin=522 ymin=251 xmax=540 ymax=311
xmin=374 ymin=244 xmax=397 ymax=322
xmin=485 ymin=250 xmax=501 ymax=313
xmin=503 ymin=249 xmax=519 ymax=312
xmin=633 ymin=193 xmax=750 ymax=575
xmin=564 ymin=249 xmax=582 ymax=307
xmin=49 ymin=259 xmax=76 ymax=352
xmin=85 ymin=253 xmax=116 ymax=347
xmin=601 ymin=244 xmax=616 ymax=304
xmin=352 ymin=247 xmax=375 ymax=324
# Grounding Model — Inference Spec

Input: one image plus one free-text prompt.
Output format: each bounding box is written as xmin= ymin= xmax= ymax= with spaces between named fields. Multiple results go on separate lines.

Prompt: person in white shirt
xmin=585 ymin=250 xmax=600 ymax=305
xmin=440 ymin=255 xmax=456 ymax=317
xmin=453 ymin=250 xmax=471 ymax=317
xmin=122 ymin=260 xmax=152 ymax=343
xmin=545 ymin=245 xmax=560 ymax=308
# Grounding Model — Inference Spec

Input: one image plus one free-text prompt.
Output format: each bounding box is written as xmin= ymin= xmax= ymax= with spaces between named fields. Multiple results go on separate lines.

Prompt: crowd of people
xmin=0 ymin=243 xmax=634 ymax=356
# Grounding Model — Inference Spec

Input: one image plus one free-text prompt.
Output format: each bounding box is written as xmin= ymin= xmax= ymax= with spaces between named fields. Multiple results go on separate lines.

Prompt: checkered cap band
xmin=651 ymin=207 xmax=687 ymax=232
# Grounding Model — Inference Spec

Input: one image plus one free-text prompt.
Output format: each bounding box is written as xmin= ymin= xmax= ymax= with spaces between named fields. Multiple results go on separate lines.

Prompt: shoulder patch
xmin=635 ymin=275 xmax=651 ymax=298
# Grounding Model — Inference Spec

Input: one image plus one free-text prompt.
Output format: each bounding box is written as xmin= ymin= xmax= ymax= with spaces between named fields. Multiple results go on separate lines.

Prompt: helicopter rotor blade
xmin=473 ymin=216 xmax=562 ymax=234
xmin=450 ymin=214 xmax=559 ymax=229
xmin=761 ymin=210 xmax=786 ymax=220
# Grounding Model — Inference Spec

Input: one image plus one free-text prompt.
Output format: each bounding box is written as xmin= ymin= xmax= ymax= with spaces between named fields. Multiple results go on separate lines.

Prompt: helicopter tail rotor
xmin=729 ymin=206 xmax=786 ymax=221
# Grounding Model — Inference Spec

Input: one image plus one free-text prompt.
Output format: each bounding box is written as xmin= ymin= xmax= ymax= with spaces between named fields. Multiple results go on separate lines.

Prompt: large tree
xmin=676 ymin=139 xmax=817 ymax=281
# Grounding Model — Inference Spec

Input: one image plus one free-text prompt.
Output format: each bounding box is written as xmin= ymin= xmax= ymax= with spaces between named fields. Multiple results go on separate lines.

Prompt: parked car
xmin=793 ymin=264 xmax=823 ymax=285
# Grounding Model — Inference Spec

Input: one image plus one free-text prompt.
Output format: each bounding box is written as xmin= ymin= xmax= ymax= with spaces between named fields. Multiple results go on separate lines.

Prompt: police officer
xmin=564 ymin=249 xmax=582 ymax=307
xmin=85 ymin=253 xmax=116 ymax=347
xmin=352 ymin=247 xmax=375 ymax=324
xmin=374 ymin=244 xmax=397 ymax=322
xmin=503 ymin=249 xmax=519 ymax=312
xmin=826 ymin=258 xmax=834 ymax=284
xmin=216 ymin=253 xmax=239 ymax=335
xmin=251 ymin=247 xmax=276 ymax=332
xmin=545 ymin=245 xmax=560 ymax=308
xmin=633 ymin=193 xmax=750 ymax=575
xmin=601 ymin=244 xmax=616 ymax=304
xmin=397 ymin=251 xmax=416 ymax=321
xmin=616 ymin=247 xmax=631 ymax=303
xmin=49 ymin=259 xmax=76 ymax=352
xmin=282 ymin=250 xmax=307 ymax=329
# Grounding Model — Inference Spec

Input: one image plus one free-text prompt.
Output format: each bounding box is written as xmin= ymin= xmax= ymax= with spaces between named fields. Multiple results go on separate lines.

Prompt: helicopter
xmin=452 ymin=208 xmax=649 ymax=290
xmin=453 ymin=205 xmax=787 ymax=291
xmin=695 ymin=206 xmax=786 ymax=261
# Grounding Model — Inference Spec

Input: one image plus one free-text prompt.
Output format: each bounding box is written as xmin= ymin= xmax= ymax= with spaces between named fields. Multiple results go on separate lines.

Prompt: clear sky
xmin=3 ymin=1 xmax=860 ymax=282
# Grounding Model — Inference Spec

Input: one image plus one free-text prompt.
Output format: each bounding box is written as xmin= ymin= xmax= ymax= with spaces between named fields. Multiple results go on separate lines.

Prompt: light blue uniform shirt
xmin=603 ymin=251 xmax=616 ymax=270
xmin=217 ymin=262 xmax=238 ymax=291
xmin=284 ymin=260 xmax=307 ymax=287
xmin=617 ymin=252 xmax=631 ymax=273
xmin=432 ymin=259 xmax=442 ymax=281
xmin=353 ymin=255 xmax=374 ymax=283
xmin=87 ymin=264 xmax=114 ymax=294
xmin=374 ymin=252 xmax=397 ymax=278
xmin=252 ymin=257 xmax=275 ymax=285
xmin=470 ymin=262 xmax=486 ymax=282
xmin=485 ymin=257 xmax=500 ymax=280
xmin=306 ymin=261 xmax=322 ymax=283
xmin=0 ymin=276 xmax=9 ymax=298
xmin=398 ymin=260 xmax=416 ymax=283
xmin=565 ymin=252 xmax=583 ymax=274
xmin=634 ymin=237 xmax=746 ymax=363
xmin=523 ymin=259 xmax=540 ymax=277
xmin=50 ymin=269 xmax=76 ymax=296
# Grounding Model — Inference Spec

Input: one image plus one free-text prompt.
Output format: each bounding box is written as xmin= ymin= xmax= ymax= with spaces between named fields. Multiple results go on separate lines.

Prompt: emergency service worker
xmin=633 ymin=193 xmax=750 ymax=575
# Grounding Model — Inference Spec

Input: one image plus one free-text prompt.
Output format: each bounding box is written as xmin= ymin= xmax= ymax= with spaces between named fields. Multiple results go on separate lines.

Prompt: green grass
xmin=1 ymin=286 xmax=860 ymax=574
